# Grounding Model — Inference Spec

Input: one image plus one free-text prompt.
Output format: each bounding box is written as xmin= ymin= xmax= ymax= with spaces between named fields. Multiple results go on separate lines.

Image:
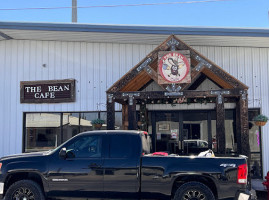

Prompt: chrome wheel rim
xmin=183 ymin=189 xmax=206 ymax=200
xmin=12 ymin=187 xmax=35 ymax=200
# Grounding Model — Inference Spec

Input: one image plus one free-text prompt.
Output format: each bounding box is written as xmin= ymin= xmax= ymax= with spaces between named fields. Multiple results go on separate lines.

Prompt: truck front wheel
xmin=174 ymin=181 xmax=215 ymax=200
xmin=4 ymin=180 xmax=45 ymax=200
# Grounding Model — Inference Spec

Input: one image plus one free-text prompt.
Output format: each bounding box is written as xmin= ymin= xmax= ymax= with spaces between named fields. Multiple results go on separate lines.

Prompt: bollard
xmin=262 ymin=171 xmax=269 ymax=200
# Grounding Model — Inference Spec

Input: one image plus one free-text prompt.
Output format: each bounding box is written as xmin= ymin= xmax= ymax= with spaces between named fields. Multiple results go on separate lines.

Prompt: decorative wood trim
xmin=109 ymin=89 xmax=243 ymax=101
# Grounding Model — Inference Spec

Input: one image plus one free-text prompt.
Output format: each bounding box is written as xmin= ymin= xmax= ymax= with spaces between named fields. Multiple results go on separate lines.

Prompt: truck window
xmin=65 ymin=135 xmax=102 ymax=158
xmin=109 ymin=135 xmax=133 ymax=158
xmin=141 ymin=133 xmax=151 ymax=154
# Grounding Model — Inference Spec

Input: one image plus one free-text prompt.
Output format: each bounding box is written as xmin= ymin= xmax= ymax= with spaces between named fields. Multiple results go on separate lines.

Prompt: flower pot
xmin=94 ymin=124 xmax=103 ymax=129
xmin=255 ymin=121 xmax=267 ymax=126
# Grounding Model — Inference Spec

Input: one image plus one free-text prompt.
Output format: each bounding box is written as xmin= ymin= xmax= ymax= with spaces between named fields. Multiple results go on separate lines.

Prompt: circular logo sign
xmin=158 ymin=52 xmax=190 ymax=83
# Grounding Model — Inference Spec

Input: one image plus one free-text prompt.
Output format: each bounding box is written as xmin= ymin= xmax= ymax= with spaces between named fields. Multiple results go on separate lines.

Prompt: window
xmin=109 ymin=135 xmax=133 ymax=158
xmin=24 ymin=111 xmax=122 ymax=152
xmin=25 ymin=113 xmax=61 ymax=152
xmin=65 ymin=135 xmax=102 ymax=158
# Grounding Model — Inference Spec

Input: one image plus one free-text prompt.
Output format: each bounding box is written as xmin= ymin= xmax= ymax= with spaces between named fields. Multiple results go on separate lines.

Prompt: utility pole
xmin=72 ymin=0 xmax=77 ymax=23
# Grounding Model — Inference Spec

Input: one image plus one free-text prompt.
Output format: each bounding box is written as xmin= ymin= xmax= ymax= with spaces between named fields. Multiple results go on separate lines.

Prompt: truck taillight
xmin=237 ymin=164 xmax=248 ymax=184
xmin=0 ymin=163 xmax=2 ymax=170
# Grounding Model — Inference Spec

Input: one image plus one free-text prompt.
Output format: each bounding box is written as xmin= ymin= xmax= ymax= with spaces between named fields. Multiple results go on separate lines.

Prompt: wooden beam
xmin=109 ymin=89 xmax=243 ymax=100
xmin=143 ymin=65 xmax=158 ymax=83
xmin=202 ymin=68 xmax=234 ymax=89
xmin=216 ymin=95 xmax=226 ymax=154
xmin=121 ymin=71 xmax=151 ymax=91
xmin=107 ymin=35 xmax=174 ymax=93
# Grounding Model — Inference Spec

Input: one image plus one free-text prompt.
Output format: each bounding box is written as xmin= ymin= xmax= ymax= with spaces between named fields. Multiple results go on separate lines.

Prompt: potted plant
xmin=253 ymin=114 xmax=268 ymax=126
xmin=91 ymin=118 xmax=105 ymax=129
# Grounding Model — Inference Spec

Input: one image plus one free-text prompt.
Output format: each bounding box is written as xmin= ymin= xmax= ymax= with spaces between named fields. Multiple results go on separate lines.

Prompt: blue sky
xmin=0 ymin=0 xmax=268 ymax=27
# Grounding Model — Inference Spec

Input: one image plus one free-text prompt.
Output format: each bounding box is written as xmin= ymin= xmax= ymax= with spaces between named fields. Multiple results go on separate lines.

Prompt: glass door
xmin=182 ymin=111 xmax=210 ymax=155
xmin=150 ymin=110 xmax=210 ymax=155
xmin=151 ymin=111 xmax=182 ymax=154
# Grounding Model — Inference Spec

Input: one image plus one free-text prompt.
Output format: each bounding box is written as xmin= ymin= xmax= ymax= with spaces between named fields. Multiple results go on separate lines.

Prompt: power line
xmin=0 ymin=0 xmax=232 ymax=11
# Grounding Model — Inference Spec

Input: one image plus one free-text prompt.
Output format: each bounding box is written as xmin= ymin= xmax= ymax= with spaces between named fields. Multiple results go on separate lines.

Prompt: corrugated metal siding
xmin=192 ymin=45 xmax=269 ymax=176
xmin=0 ymin=40 xmax=156 ymax=157
xmin=0 ymin=40 xmax=269 ymax=176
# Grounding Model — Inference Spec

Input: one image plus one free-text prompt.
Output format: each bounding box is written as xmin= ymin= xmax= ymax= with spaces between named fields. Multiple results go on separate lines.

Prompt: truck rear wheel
xmin=174 ymin=181 xmax=215 ymax=200
xmin=4 ymin=180 xmax=45 ymax=200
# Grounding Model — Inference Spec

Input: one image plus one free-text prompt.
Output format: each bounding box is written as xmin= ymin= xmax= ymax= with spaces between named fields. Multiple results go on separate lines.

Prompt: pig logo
xmin=159 ymin=52 xmax=190 ymax=83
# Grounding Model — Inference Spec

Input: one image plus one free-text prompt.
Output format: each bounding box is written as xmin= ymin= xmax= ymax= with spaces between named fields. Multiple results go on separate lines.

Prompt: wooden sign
xmin=20 ymin=79 xmax=75 ymax=103
xmin=158 ymin=51 xmax=191 ymax=84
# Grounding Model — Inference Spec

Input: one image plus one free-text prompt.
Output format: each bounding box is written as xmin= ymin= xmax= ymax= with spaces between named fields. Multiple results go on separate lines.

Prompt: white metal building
xmin=0 ymin=21 xmax=268 ymax=181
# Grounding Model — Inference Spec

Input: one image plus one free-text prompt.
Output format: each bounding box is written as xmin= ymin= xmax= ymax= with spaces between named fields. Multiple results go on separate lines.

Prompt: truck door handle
xmin=89 ymin=163 xmax=101 ymax=168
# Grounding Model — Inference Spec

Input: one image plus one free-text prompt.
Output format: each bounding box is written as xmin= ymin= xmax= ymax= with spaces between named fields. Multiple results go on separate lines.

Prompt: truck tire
xmin=174 ymin=181 xmax=215 ymax=200
xmin=4 ymin=180 xmax=45 ymax=200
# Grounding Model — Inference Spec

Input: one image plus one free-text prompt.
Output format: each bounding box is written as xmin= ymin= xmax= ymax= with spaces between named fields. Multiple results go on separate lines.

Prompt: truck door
xmin=103 ymin=134 xmax=141 ymax=199
xmin=47 ymin=134 xmax=104 ymax=198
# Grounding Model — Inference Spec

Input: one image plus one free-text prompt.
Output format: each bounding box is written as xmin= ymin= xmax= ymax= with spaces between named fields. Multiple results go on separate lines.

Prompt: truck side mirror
xmin=59 ymin=147 xmax=67 ymax=159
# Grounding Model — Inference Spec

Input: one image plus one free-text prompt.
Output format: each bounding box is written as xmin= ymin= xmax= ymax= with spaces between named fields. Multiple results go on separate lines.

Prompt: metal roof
xmin=1 ymin=21 xmax=269 ymax=47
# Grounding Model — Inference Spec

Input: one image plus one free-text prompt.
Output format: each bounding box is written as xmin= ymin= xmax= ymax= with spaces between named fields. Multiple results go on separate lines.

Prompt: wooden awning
xmin=107 ymin=35 xmax=248 ymax=94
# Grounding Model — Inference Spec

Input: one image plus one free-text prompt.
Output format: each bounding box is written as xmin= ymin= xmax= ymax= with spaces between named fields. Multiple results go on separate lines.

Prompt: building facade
xmin=0 ymin=22 xmax=268 ymax=180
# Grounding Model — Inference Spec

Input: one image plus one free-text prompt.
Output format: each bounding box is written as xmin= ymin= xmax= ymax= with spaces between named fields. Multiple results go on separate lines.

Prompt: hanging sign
xmin=158 ymin=51 xmax=191 ymax=84
xmin=20 ymin=79 xmax=75 ymax=103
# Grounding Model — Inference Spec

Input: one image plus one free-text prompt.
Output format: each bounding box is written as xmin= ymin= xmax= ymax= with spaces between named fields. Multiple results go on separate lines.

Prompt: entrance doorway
xmin=150 ymin=110 xmax=211 ymax=155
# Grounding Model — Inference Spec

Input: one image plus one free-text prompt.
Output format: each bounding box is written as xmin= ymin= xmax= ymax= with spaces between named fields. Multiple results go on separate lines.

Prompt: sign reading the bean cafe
xmin=20 ymin=79 xmax=75 ymax=103
xmin=158 ymin=51 xmax=191 ymax=84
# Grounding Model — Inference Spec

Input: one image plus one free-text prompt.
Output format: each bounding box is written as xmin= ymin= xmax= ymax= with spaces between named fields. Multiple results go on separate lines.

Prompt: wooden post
xmin=207 ymin=112 xmax=212 ymax=151
xmin=151 ymin=112 xmax=156 ymax=152
xmin=239 ymin=92 xmax=250 ymax=157
xmin=128 ymin=98 xmax=137 ymax=130
xmin=236 ymin=99 xmax=242 ymax=154
xmin=106 ymin=96 xmax=115 ymax=130
xmin=216 ymin=95 xmax=226 ymax=154
xmin=122 ymin=104 xmax=129 ymax=130
xmin=178 ymin=112 xmax=183 ymax=153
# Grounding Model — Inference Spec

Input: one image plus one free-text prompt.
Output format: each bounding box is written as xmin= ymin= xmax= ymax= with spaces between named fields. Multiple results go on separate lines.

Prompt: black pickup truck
xmin=0 ymin=130 xmax=250 ymax=200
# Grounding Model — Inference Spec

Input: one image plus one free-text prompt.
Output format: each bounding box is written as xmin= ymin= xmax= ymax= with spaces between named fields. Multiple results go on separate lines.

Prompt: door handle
xmin=89 ymin=163 xmax=101 ymax=168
